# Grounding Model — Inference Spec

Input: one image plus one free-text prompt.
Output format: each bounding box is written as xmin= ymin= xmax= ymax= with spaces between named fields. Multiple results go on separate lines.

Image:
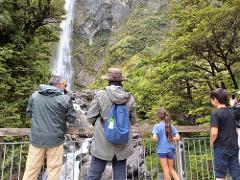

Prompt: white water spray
xmin=52 ymin=0 xmax=75 ymax=89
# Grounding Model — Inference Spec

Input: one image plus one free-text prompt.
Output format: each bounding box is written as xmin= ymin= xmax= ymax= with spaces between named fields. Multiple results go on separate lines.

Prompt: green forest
xmin=1 ymin=0 xmax=240 ymax=128
xmin=92 ymin=0 xmax=240 ymax=125
xmin=0 ymin=0 xmax=65 ymax=127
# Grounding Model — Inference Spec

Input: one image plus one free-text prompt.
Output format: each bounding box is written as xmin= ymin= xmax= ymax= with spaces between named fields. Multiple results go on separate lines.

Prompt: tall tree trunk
xmin=226 ymin=64 xmax=239 ymax=89
xmin=208 ymin=60 xmax=227 ymax=89
xmin=220 ymin=82 xmax=227 ymax=89
xmin=185 ymin=79 xmax=193 ymax=102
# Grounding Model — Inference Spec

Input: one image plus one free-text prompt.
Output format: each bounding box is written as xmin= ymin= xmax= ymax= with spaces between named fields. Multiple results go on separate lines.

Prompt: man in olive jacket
xmin=87 ymin=68 xmax=137 ymax=180
xmin=22 ymin=75 xmax=76 ymax=180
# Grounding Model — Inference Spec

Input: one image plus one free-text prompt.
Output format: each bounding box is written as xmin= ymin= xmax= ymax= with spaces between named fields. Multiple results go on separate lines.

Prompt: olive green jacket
xmin=27 ymin=85 xmax=76 ymax=147
xmin=86 ymin=85 xmax=137 ymax=161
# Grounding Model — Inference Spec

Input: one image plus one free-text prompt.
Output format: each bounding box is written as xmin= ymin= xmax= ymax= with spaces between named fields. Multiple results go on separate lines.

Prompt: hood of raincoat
xmin=38 ymin=84 xmax=64 ymax=97
xmin=105 ymin=85 xmax=130 ymax=104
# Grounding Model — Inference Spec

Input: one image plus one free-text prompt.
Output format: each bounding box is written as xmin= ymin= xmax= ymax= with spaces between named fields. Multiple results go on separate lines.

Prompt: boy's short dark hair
xmin=210 ymin=88 xmax=228 ymax=105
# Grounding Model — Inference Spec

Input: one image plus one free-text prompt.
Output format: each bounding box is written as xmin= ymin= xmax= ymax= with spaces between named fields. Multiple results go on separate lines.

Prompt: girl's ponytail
xmin=157 ymin=108 xmax=173 ymax=142
xmin=165 ymin=115 xmax=173 ymax=142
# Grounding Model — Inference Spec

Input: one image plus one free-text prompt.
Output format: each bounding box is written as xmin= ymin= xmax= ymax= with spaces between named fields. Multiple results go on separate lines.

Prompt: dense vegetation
xmin=1 ymin=0 xmax=240 ymax=127
xmin=93 ymin=0 xmax=240 ymax=124
xmin=0 ymin=0 xmax=65 ymax=127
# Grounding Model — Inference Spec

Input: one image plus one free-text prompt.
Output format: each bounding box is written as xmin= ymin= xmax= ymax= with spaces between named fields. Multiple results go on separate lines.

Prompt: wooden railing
xmin=0 ymin=124 xmax=210 ymax=137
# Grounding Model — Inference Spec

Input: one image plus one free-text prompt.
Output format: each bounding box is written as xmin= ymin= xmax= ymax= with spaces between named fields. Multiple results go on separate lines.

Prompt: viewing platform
xmin=0 ymin=125 xmax=227 ymax=180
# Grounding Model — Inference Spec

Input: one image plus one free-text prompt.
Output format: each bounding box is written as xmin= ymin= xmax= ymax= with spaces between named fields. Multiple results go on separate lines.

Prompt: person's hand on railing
xmin=152 ymin=134 xmax=158 ymax=142
xmin=173 ymin=134 xmax=180 ymax=141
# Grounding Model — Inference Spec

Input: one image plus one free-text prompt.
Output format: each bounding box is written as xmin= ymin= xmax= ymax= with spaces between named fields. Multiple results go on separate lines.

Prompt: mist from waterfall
xmin=52 ymin=0 xmax=75 ymax=89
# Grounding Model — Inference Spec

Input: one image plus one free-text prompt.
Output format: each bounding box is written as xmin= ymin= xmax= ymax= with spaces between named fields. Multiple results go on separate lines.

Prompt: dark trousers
xmin=214 ymin=147 xmax=240 ymax=179
xmin=87 ymin=155 xmax=127 ymax=180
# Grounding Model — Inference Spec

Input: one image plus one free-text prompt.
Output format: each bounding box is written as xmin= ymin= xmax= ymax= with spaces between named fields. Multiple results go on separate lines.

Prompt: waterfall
xmin=38 ymin=1 xmax=82 ymax=178
xmin=52 ymin=0 xmax=75 ymax=89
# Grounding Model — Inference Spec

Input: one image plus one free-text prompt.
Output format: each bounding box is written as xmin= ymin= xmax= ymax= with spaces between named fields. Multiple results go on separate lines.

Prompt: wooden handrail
xmin=0 ymin=125 xmax=209 ymax=137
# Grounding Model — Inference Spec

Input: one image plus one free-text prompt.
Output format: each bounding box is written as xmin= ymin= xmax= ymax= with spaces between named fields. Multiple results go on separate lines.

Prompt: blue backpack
xmin=103 ymin=104 xmax=130 ymax=144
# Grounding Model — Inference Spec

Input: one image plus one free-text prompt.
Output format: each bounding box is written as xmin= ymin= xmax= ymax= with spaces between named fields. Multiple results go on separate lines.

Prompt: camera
xmin=232 ymin=94 xmax=236 ymax=100
xmin=64 ymin=90 xmax=76 ymax=100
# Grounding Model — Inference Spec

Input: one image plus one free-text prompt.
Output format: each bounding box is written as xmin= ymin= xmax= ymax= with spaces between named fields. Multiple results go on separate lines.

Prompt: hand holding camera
xmin=230 ymin=94 xmax=238 ymax=107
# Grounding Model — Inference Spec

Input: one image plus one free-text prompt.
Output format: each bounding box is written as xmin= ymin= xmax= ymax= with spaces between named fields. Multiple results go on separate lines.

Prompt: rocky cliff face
xmin=76 ymin=0 xmax=131 ymax=45
xmin=72 ymin=0 xmax=167 ymax=89
xmin=73 ymin=0 xmax=132 ymax=88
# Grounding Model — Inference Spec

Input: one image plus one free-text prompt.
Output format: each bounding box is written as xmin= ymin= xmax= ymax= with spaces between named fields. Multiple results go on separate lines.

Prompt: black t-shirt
xmin=210 ymin=107 xmax=238 ymax=149
xmin=232 ymin=104 xmax=240 ymax=128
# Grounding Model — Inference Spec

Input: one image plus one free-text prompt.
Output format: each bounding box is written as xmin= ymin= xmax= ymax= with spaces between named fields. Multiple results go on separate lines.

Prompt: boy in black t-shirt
xmin=210 ymin=88 xmax=240 ymax=180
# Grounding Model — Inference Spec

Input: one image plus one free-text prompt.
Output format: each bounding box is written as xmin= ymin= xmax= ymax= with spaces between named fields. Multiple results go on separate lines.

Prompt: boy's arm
xmin=210 ymin=112 xmax=219 ymax=147
xmin=210 ymin=127 xmax=218 ymax=147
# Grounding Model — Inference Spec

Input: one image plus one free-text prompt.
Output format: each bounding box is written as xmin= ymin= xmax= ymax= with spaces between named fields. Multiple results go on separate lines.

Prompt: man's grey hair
xmin=48 ymin=75 xmax=65 ymax=86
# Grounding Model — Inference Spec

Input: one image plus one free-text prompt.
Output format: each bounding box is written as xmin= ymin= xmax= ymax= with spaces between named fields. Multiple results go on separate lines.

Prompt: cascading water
xmin=39 ymin=0 xmax=83 ymax=179
xmin=52 ymin=0 xmax=75 ymax=89
xmin=39 ymin=139 xmax=91 ymax=180
xmin=52 ymin=0 xmax=83 ymax=179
